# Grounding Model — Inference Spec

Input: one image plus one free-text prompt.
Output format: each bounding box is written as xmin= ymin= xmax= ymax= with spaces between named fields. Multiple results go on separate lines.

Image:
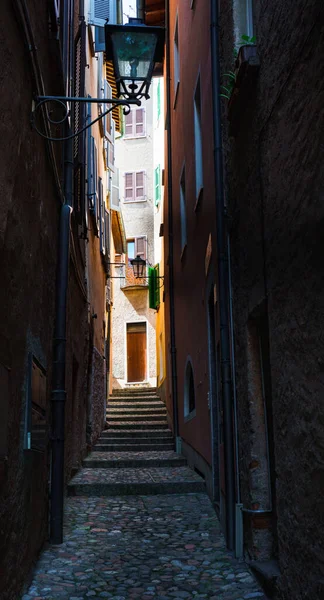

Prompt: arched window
xmin=184 ymin=358 xmax=196 ymax=418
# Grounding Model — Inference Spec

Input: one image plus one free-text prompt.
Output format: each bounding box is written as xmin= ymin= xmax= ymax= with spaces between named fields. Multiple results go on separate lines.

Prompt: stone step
xmin=83 ymin=451 xmax=187 ymax=469
xmin=107 ymin=414 xmax=167 ymax=423
xmin=107 ymin=406 xmax=166 ymax=413
xmin=68 ymin=466 xmax=206 ymax=496
xmin=108 ymin=396 xmax=161 ymax=403
xmin=110 ymin=389 xmax=157 ymax=397
xmin=94 ymin=442 xmax=175 ymax=452
xmin=100 ymin=429 xmax=173 ymax=438
xmin=105 ymin=421 xmax=169 ymax=430
xmin=107 ymin=401 xmax=164 ymax=408
xmin=97 ymin=436 xmax=173 ymax=446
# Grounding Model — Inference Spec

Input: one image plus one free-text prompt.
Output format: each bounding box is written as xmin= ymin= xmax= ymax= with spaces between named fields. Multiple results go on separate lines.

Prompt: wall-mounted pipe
xmin=50 ymin=0 xmax=74 ymax=545
xmin=210 ymin=0 xmax=236 ymax=551
xmin=165 ymin=0 xmax=179 ymax=440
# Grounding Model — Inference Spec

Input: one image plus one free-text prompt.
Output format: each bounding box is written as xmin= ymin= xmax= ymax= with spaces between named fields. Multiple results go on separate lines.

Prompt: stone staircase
xmin=68 ymin=387 xmax=205 ymax=496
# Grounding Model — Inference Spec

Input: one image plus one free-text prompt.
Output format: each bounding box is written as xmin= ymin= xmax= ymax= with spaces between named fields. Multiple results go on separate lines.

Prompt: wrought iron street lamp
xmin=31 ymin=19 xmax=164 ymax=141
xmin=130 ymin=254 xmax=146 ymax=278
xmin=105 ymin=19 xmax=165 ymax=101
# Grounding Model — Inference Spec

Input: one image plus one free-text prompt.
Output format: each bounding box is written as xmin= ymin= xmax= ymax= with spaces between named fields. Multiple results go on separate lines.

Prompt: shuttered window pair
xmin=124 ymin=108 xmax=146 ymax=138
xmin=124 ymin=171 xmax=145 ymax=202
xmin=87 ymin=123 xmax=99 ymax=236
xmin=127 ymin=237 xmax=147 ymax=264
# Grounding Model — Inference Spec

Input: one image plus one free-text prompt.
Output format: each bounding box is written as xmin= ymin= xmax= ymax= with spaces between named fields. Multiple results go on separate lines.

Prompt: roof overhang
xmin=144 ymin=0 xmax=165 ymax=76
xmin=111 ymin=209 xmax=126 ymax=254
xmin=144 ymin=0 xmax=165 ymax=27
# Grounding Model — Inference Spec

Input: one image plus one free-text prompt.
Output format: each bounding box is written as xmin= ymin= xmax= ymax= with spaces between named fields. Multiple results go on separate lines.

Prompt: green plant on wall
xmin=220 ymin=71 xmax=236 ymax=100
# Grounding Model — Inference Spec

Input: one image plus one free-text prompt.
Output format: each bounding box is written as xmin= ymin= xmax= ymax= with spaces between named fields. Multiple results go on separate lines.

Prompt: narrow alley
xmin=23 ymin=389 xmax=265 ymax=600
xmin=2 ymin=0 xmax=324 ymax=599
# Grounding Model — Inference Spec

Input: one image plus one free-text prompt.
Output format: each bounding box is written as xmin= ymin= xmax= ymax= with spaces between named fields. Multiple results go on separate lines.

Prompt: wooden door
xmin=127 ymin=322 xmax=147 ymax=382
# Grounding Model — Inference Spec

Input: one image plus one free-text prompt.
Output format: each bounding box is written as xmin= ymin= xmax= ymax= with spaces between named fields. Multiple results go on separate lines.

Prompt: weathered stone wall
xmin=0 ymin=2 xmax=91 ymax=598
xmin=219 ymin=0 xmax=324 ymax=596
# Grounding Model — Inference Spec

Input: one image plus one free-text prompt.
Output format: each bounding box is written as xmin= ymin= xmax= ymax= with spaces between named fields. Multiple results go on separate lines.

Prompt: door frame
xmin=124 ymin=319 xmax=149 ymax=383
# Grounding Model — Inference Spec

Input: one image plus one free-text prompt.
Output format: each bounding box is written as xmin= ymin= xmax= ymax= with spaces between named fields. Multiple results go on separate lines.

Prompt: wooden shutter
xmin=135 ymin=236 xmax=147 ymax=260
xmin=125 ymin=111 xmax=133 ymax=137
xmin=99 ymin=178 xmax=105 ymax=254
xmin=88 ymin=135 xmax=95 ymax=210
xmin=90 ymin=0 xmax=117 ymax=28
xmin=155 ymin=165 xmax=160 ymax=205
xmin=103 ymin=80 xmax=112 ymax=139
xmin=125 ymin=172 xmax=134 ymax=201
xmin=111 ymin=168 xmax=120 ymax=210
xmin=135 ymin=171 xmax=145 ymax=200
xmin=108 ymin=119 xmax=115 ymax=170
xmin=106 ymin=60 xmax=121 ymax=132
xmin=94 ymin=141 xmax=99 ymax=235
xmin=135 ymin=108 xmax=145 ymax=136
xmin=95 ymin=26 xmax=105 ymax=52
xmin=154 ymin=264 xmax=160 ymax=308
xmin=97 ymin=52 xmax=104 ymax=137
xmin=73 ymin=21 xmax=86 ymax=222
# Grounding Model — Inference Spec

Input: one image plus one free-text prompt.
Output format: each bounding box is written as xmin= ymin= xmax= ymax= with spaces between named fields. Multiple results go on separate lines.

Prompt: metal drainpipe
xmin=50 ymin=0 xmax=74 ymax=545
xmin=136 ymin=0 xmax=144 ymax=20
xmin=210 ymin=0 xmax=236 ymax=550
xmin=165 ymin=0 xmax=179 ymax=441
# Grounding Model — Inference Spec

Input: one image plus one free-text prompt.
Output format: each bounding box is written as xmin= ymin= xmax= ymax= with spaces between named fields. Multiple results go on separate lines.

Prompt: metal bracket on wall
xmin=31 ymin=96 xmax=141 ymax=142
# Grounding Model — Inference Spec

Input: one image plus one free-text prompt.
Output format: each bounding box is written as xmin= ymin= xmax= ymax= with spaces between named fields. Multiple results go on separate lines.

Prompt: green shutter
xmin=155 ymin=165 xmax=161 ymax=206
xmin=149 ymin=265 xmax=160 ymax=310
xmin=154 ymin=264 xmax=160 ymax=309
xmin=149 ymin=267 xmax=156 ymax=309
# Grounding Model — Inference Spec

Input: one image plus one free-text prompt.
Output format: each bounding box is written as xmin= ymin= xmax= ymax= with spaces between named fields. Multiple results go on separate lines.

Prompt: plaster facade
xmin=112 ymin=95 xmax=157 ymax=388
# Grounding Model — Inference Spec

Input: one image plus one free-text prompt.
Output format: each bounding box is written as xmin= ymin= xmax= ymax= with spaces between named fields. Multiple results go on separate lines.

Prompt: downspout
xmin=50 ymin=0 xmax=74 ymax=545
xmin=210 ymin=0 xmax=236 ymax=550
xmin=136 ymin=0 xmax=144 ymax=20
xmin=165 ymin=0 xmax=179 ymax=441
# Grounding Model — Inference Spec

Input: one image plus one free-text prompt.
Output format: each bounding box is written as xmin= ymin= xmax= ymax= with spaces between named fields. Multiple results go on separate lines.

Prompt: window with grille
xmin=124 ymin=171 xmax=146 ymax=202
xmin=124 ymin=108 xmax=146 ymax=138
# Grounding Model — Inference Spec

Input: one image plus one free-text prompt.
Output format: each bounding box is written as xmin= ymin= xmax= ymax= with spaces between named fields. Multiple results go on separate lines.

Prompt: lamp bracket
xmin=31 ymin=95 xmax=141 ymax=142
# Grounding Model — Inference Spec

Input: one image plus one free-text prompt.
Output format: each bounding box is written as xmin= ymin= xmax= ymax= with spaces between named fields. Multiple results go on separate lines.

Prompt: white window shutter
xmin=104 ymin=80 xmax=112 ymax=139
xmin=125 ymin=172 xmax=134 ymax=201
xmin=135 ymin=236 xmax=147 ymax=261
xmin=89 ymin=0 xmax=117 ymax=27
xmin=135 ymin=171 xmax=145 ymax=199
xmin=135 ymin=108 xmax=145 ymax=136
xmin=125 ymin=111 xmax=134 ymax=137
xmin=111 ymin=168 xmax=120 ymax=211
xmin=108 ymin=119 xmax=115 ymax=170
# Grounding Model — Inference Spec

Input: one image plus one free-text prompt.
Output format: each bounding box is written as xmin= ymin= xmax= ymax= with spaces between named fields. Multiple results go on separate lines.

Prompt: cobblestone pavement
xmin=69 ymin=467 xmax=204 ymax=484
xmin=23 ymin=494 xmax=266 ymax=600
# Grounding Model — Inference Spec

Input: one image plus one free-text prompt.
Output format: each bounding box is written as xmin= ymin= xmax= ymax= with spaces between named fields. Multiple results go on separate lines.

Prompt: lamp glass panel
xmin=111 ymin=32 xmax=157 ymax=80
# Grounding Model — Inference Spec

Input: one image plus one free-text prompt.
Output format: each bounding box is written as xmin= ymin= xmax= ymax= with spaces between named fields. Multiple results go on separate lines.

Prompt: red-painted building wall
xmin=164 ymin=0 xmax=218 ymax=486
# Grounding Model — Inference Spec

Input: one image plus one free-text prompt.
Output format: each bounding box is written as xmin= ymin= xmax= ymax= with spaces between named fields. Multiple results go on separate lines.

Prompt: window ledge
xmin=184 ymin=408 xmax=196 ymax=423
xmin=124 ymin=135 xmax=147 ymax=140
xmin=123 ymin=199 xmax=147 ymax=204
